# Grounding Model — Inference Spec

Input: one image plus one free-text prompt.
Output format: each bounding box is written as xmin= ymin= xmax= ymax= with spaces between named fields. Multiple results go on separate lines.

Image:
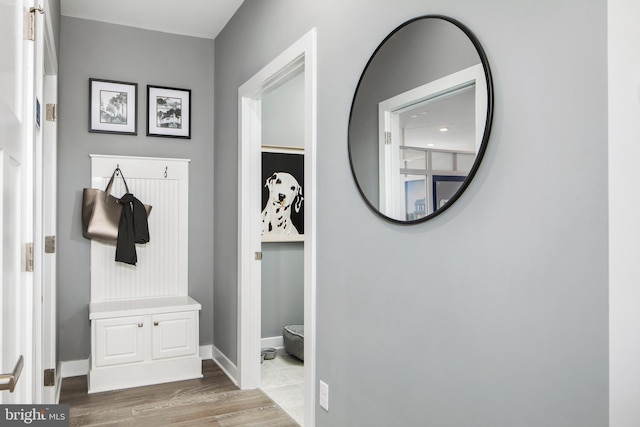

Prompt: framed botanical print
xmin=89 ymin=78 xmax=138 ymax=135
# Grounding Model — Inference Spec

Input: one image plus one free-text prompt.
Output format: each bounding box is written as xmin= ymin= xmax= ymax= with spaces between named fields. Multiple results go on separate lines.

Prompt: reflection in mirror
xmin=348 ymin=16 xmax=493 ymax=223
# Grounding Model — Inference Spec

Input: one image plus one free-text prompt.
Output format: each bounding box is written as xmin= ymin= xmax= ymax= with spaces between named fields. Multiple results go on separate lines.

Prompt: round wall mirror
xmin=348 ymin=15 xmax=494 ymax=223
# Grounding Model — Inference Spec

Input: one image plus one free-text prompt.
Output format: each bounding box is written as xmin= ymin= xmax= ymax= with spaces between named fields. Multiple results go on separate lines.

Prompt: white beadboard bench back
xmin=89 ymin=155 xmax=190 ymax=301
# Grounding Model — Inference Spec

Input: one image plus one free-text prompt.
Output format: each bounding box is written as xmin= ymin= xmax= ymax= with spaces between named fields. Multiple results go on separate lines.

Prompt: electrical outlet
xmin=319 ymin=380 xmax=329 ymax=411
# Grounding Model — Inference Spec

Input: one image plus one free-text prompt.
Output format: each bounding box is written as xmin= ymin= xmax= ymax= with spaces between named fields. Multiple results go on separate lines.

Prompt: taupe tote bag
xmin=82 ymin=167 xmax=151 ymax=244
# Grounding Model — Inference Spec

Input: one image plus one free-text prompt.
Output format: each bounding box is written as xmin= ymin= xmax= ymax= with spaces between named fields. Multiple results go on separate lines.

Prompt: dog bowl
xmin=261 ymin=347 xmax=277 ymax=360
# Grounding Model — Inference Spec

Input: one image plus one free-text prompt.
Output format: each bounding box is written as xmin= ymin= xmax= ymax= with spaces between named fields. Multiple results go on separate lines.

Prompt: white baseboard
xmin=212 ymin=345 xmax=238 ymax=386
xmin=59 ymin=345 xmax=214 ymax=380
xmin=58 ymin=347 xmax=250 ymax=396
xmin=261 ymin=336 xmax=284 ymax=349
xmin=199 ymin=344 xmax=213 ymax=360
xmin=59 ymin=359 xmax=89 ymax=378
xmin=88 ymin=356 xmax=202 ymax=393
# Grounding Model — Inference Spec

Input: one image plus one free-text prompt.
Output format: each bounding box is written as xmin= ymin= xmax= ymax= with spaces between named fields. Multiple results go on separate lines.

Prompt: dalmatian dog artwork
xmin=261 ymin=172 xmax=303 ymax=236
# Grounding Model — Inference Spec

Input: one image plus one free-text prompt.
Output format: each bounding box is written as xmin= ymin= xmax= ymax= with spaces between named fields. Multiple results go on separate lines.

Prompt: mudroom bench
xmin=88 ymin=296 xmax=202 ymax=393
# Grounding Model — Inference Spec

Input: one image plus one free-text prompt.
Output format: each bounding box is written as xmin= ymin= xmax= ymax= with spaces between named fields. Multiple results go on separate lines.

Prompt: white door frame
xmin=32 ymin=0 xmax=58 ymax=404
xmin=238 ymin=28 xmax=317 ymax=426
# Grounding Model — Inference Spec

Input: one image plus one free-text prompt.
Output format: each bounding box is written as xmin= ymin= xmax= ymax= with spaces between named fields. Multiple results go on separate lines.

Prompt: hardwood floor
xmin=59 ymin=360 xmax=299 ymax=426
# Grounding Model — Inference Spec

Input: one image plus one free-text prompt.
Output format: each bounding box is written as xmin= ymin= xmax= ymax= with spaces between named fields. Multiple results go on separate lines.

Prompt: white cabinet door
xmin=152 ymin=311 xmax=197 ymax=360
xmin=95 ymin=316 xmax=145 ymax=367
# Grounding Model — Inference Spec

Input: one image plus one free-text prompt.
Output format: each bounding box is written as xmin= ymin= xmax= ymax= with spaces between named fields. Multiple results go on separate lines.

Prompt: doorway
xmin=259 ymin=68 xmax=305 ymax=425
xmin=238 ymin=29 xmax=317 ymax=426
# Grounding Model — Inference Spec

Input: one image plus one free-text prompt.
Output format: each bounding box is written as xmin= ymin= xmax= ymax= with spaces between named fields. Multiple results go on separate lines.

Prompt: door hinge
xmin=24 ymin=5 xmax=44 ymax=41
xmin=24 ymin=9 xmax=35 ymax=41
xmin=25 ymin=243 xmax=34 ymax=272
xmin=45 ymin=236 xmax=56 ymax=253
xmin=255 ymin=252 xmax=262 ymax=260
xmin=43 ymin=368 xmax=55 ymax=387
xmin=384 ymin=131 xmax=392 ymax=145
xmin=45 ymin=104 xmax=57 ymax=122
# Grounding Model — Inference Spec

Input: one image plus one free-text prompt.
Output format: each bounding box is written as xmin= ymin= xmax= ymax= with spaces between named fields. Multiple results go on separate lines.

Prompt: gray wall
xmin=262 ymin=70 xmax=304 ymax=149
xmin=261 ymin=243 xmax=304 ymax=338
xmin=58 ymin=17 xmax=214 ymax=362
xmin=214 ymin=1 xmax=608 ymax=426
xmin=47 ymin=0 xmax=60 ymax=60
xmin=261 ymin=71 xmax=305 ymax=338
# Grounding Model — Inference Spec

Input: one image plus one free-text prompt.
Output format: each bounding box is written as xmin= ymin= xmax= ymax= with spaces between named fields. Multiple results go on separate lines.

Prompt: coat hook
xmin=164 ymin=166 xmax=168 ymax=178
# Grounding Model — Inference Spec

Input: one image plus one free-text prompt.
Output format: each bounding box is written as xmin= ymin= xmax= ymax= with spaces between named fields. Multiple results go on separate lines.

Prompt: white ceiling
xmin=399 ymin=85 xmax=476 ymax=152
xmin=60 ymin=0 xmax=245 ymax=39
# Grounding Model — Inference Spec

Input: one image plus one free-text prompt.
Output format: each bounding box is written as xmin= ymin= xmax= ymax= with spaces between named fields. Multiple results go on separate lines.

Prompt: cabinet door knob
xmin=138 ymin=323 xmax=143 ymax=328
xmin=154 ymin=321 xmax=159 ymax=326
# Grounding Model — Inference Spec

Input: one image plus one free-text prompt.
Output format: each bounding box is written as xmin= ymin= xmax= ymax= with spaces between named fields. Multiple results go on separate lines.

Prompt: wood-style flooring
xmin=59 ymin=360 xmax=299 ymax=426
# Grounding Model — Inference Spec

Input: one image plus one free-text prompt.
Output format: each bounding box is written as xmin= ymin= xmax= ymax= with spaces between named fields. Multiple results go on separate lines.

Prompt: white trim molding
xmin=609 ymin=1 xmax=640 ymax=426
xmin=212 ymin=346 xmax=238 ymax=386
xmin=199 ymin=344 xmax=213 ymax=360
xmin=238 ymin=27 xmax=317 ymax=426
xmin=261 ymin=336 xmax=284 ymax=349
xmin=58 ymin=359 xmax=89 ymax=378
xmin=58 ymin=344 xmax=215 ymax=380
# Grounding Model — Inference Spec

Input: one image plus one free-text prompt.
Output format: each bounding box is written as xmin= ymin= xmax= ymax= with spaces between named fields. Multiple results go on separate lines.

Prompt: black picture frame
xmin=261 ymin=147 xmax=304 ymax=242
xmin=89 ymin=78 xmax=138 ymax=135
xmin=147 ymin=85 xmax=191 ymax=139
xmin=432 ymin=175 xmax=466 ymax=212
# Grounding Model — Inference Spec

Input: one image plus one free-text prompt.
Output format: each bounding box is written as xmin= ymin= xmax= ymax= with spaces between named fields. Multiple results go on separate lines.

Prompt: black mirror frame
xmin=348 ymin=15 xmax=494 ymax=224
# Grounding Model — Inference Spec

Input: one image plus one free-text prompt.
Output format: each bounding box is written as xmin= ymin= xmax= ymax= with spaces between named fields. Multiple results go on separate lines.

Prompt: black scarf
xmin=115 ymin=193 xmax=150 ymax=265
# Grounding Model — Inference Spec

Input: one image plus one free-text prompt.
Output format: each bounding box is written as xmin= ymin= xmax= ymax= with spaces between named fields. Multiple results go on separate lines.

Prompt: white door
xmin=0 ymin=0 xmax=37 ymax=404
